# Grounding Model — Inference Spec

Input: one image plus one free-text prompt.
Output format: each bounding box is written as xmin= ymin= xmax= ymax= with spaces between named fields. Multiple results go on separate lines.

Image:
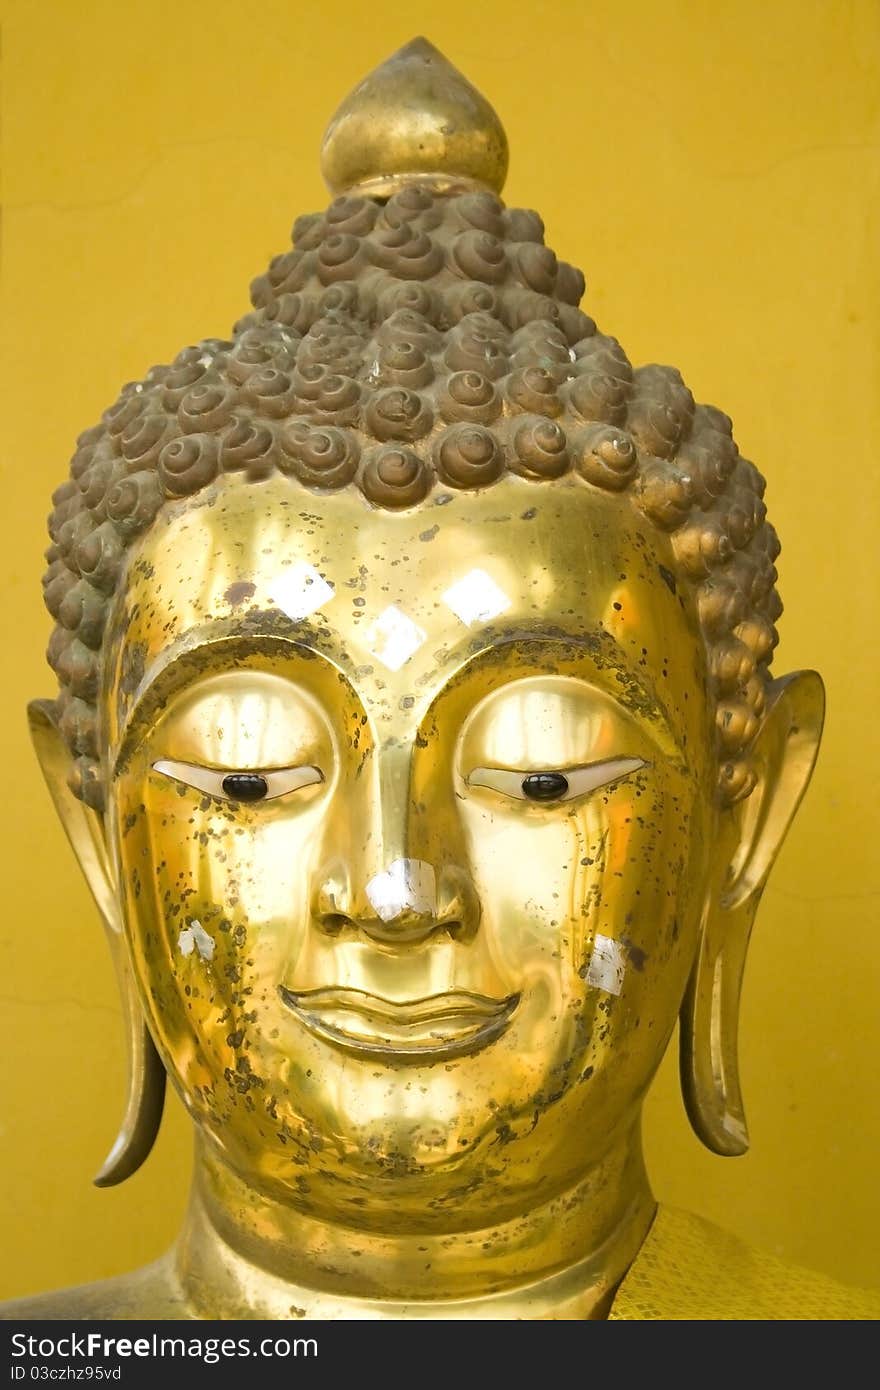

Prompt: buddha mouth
xmin=278 ymin=985 xmax=519 ymax=1061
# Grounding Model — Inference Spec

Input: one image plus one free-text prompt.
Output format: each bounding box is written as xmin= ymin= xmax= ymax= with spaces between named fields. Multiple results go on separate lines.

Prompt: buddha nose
xmin=313 ymin=740 xmax=480 ymax=945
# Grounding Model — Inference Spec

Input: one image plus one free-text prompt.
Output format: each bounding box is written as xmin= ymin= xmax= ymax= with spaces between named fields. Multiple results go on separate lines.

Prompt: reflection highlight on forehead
xmin=268 ymin=562 xmax=335 ymax=620
xmin=364 ymin=604 xmax=427 ymax=672
xmin=263 ymin=564 xmax=517 ymax=672
xmin=442 ymin=568 xmax=511 ymax=626
xmin=263 ymin=564 xmax=517 ymax=671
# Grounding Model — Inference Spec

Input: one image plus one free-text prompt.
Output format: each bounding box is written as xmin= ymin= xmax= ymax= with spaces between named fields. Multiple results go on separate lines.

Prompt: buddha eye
xmin=521 ymin=772 xmax=569 ymax=801
xmin=152 ymin=759 xmax=323 ymax=802
xmin=466 ymin=757 xmax=645 ymax=803
xmin=220 ymin=773 xmax=270 ymax=802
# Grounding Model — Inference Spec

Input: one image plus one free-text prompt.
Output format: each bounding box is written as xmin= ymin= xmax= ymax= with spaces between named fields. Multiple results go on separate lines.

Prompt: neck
xmin=172 ymin=1125 xmax=655 ymax=1319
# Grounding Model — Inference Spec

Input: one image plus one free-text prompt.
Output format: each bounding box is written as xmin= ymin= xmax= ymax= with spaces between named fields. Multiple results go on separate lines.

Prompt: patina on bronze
xmin=9 ymin=38 xmax=834 ymax=1318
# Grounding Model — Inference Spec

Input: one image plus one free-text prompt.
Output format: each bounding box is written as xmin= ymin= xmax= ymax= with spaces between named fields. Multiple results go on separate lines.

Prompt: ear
xmin=679 ymin=669 xmax=825 ymax=1155
xmin=28 ymin=699 xmax=165 ymax=1185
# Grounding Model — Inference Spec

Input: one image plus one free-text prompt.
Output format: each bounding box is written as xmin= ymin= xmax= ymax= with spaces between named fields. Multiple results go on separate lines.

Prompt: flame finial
xmin=321 ymin=37 xmax=509 ymax=199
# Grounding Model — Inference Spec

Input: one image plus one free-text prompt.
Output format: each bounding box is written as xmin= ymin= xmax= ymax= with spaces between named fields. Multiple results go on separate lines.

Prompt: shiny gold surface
xmin=28 ymin=699 xmax=166 ymax=1186
xmin=6 ymin=39 xmax=828 ymax=1319
xmin=14 ymin=472 xmax=822 ymax=1318
xmin=111 ymin=477 xmax=708 ymax=1231
xmin=321 ymin=37 xmax=509 ymax=198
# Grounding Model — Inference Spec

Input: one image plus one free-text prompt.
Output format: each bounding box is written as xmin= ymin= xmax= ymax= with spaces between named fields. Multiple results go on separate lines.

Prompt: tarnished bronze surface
xmin=8 ymin=39 xmax=825 ymax=1319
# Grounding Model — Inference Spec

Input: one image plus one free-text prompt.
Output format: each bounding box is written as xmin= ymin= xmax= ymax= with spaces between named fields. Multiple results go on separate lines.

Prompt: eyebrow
xmin=112 ymin=626 xmax=324 ymax=775
xmin=424 ymin=628 xmax=686 ymax=759
xmin=112 ymin=617 xmax=685 ymax=774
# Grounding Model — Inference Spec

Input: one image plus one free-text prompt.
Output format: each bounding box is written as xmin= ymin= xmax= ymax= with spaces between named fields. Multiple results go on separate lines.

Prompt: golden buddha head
xmin=32 ymin=39 xmax=823 ymax=1242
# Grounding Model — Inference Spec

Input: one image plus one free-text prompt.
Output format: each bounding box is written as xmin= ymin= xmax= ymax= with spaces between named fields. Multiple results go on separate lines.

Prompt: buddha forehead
xmin=105 ymin=471 xmax=710 ymax=758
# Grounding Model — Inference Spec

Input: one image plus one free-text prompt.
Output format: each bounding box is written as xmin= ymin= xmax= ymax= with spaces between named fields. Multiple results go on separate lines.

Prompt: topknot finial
xmin=321 ymin=37 xmax=509 ymax=200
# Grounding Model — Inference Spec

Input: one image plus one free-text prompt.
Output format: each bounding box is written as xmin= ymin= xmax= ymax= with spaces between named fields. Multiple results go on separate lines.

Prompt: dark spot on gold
xmin=224 ymin=580 xmax=257 ymax=606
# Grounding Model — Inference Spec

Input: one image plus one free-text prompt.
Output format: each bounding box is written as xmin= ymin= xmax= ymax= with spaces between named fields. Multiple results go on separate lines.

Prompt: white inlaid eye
xmin=152 ymin=759 xmax=323 ymax=803
xmin=466 ymin=757 xmax=645 ymax=803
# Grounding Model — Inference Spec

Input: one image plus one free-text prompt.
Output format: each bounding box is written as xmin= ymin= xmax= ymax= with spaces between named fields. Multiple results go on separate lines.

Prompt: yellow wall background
xmin=2 ymin=0 xmax=878 ymax=1300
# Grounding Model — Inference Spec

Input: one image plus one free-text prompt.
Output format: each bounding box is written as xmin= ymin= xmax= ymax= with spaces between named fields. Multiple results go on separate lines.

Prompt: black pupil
xmin=221 ymin=773 xmax=269 ymax=802
xmin=522 ymin=772 xmax=569 ymax=802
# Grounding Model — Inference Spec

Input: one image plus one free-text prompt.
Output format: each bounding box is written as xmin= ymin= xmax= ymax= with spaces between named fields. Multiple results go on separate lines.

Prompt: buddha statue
xmin=4 ymin=38 xmax=877 ymax=1320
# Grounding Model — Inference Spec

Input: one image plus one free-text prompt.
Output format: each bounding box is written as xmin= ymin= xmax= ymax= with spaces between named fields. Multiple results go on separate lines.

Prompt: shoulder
xmin=610 ymin=1205 xmax=880 ymax=1320
xmin=0 ymin=1256 xmax=189 ymax=1321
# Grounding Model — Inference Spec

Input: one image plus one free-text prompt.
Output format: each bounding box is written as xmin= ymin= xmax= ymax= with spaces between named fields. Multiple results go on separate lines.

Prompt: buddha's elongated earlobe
xmin=90 ymin=944 xmax=165 ymax=1187
xmin=28 ymin=699 xmax=165 ymax=1185
xmin=680 ymin=670 xmax=825 ymax=1155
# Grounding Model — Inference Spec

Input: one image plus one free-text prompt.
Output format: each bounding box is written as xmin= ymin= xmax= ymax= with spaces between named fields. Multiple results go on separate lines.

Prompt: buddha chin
xmin=106 ymin=475 xmax=714 ymax=1231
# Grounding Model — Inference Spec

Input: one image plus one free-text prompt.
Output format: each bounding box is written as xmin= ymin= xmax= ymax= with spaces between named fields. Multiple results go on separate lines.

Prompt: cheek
xmin=460 ymin=766 xmax=706 ymax=1020
xmin=461 ymin=806 xmax=586 ymax=965
xmin=112 ymin=779 xmax=323 ymax=1090
xmin=573 ymin=768 xmax=711 ymax=1104
xmin=592 ymin=771 xmax=704 ymax=959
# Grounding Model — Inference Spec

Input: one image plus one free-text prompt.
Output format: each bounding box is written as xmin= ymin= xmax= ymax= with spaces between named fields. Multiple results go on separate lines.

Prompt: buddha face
xmin=103 ymin=471 xmax=716 ymax=1229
